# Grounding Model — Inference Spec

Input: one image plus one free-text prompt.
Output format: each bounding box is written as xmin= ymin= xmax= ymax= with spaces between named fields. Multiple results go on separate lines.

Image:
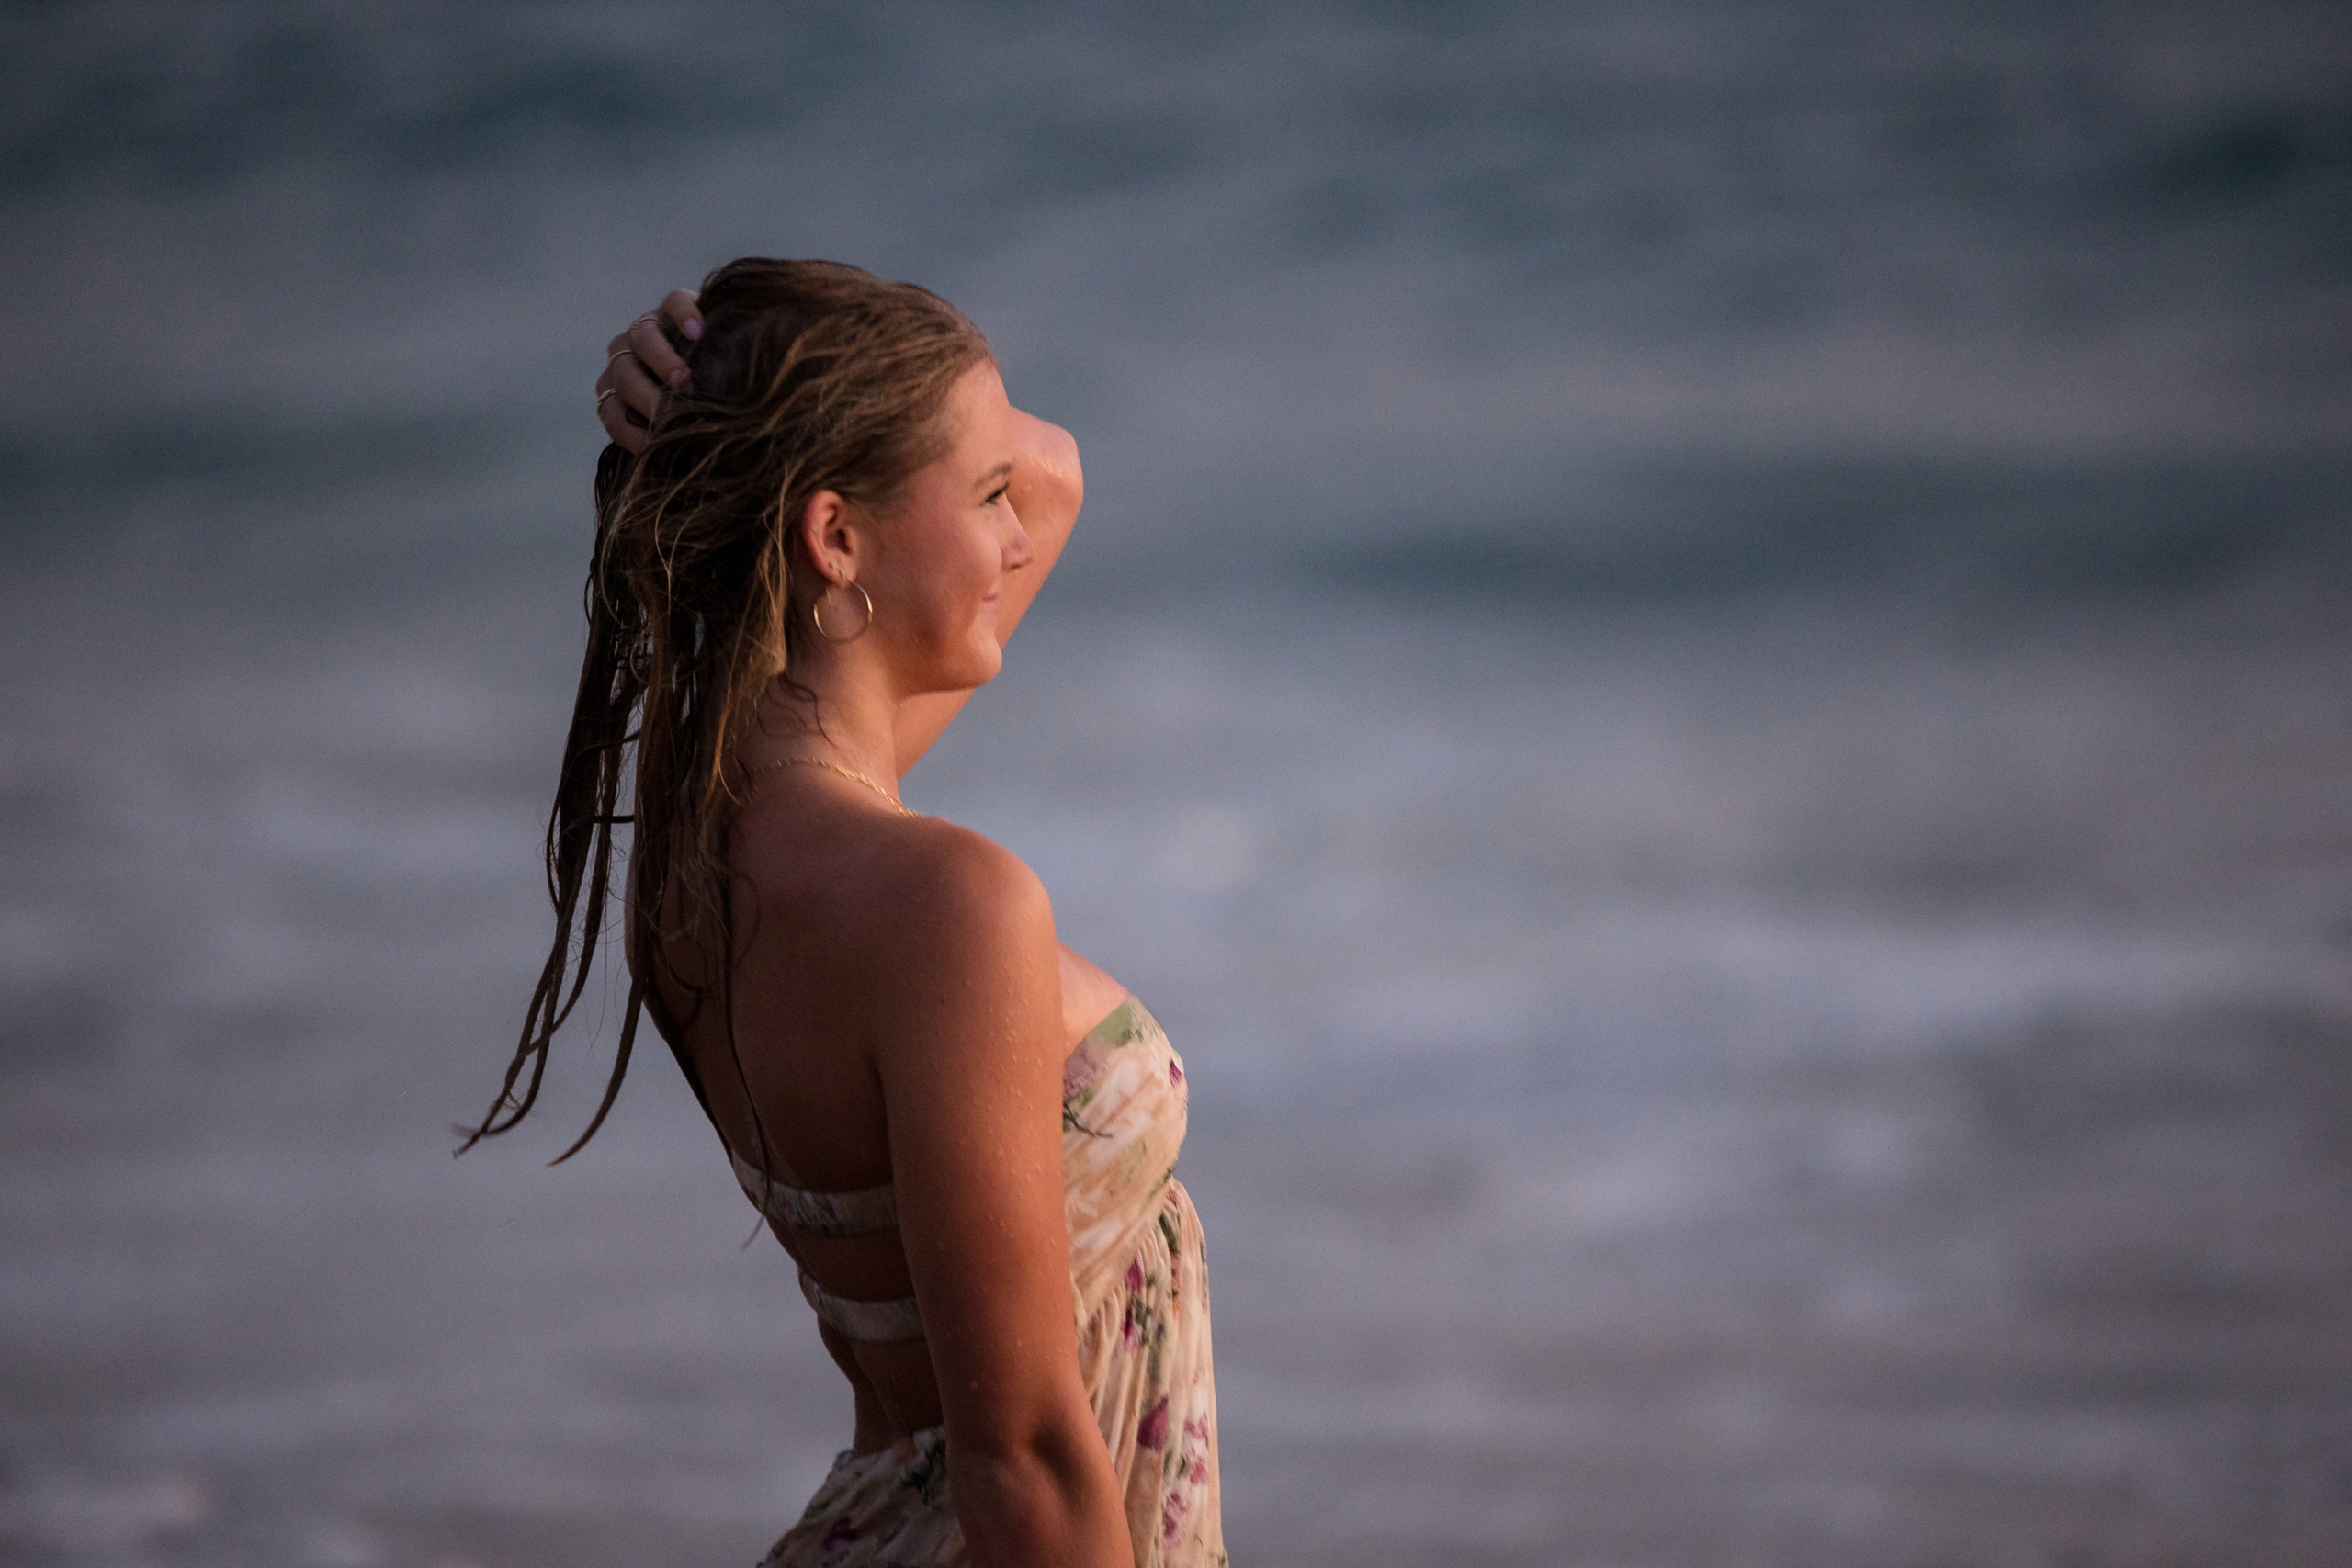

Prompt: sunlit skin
xmin=603 ymin=299 xmax=1134 ymax=1567
xmin=604 ymin=297 xmax=1126 ymax=1041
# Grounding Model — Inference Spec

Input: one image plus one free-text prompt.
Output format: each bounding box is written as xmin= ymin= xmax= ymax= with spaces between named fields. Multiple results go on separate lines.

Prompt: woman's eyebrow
xmin=972 ymin=460 xmax=1014 ymax=493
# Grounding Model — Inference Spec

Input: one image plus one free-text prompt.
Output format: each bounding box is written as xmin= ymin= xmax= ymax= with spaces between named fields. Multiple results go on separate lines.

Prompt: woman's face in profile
xmin=867 ymin=360 xmax=1033 ymax=694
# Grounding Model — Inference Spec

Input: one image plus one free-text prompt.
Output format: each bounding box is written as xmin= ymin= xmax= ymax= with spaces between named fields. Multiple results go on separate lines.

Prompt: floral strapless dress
xmin=761 ymin=998 xmax=1226 ymax=1568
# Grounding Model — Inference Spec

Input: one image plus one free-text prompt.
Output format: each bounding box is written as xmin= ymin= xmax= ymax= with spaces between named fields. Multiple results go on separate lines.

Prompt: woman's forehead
xmin=937 ymin=361 xmax=1012 ymax=459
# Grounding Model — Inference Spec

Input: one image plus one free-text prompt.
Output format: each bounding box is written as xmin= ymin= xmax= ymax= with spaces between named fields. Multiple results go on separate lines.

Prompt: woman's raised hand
xmin=595 ymin=289 xmax=704 ymax=453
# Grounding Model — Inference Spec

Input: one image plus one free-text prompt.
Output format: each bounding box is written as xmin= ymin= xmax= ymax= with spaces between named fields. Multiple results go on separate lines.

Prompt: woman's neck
xmin=744 ymin=662 xmax=905 ymax=784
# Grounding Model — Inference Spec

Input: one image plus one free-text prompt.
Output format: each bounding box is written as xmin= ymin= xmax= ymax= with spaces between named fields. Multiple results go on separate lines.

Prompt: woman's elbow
xmin=1013 ymin=412 xmax=1084 ymax=525
xmin=948 ymin=1416 xmax=1131 ymax=1568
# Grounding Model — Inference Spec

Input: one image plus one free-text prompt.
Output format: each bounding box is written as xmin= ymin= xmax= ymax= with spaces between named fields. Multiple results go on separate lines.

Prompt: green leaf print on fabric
xmin=1085 ymin=997 xmax=1149 ymax=1050
xmin=892 ymin=1430 xmax=949 ymax=1509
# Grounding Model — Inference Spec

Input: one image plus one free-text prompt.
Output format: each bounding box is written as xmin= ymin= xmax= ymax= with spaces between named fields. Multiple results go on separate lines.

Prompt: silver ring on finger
xmin=597 ymin=388 xmax=618 ymax=409
xmin=608 ymin=347 xmax=638 ymax=370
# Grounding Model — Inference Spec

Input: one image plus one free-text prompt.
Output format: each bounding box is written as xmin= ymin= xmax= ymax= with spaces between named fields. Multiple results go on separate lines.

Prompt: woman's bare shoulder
xmin=835 ymin=812 xmax=1049 ymax=932
xmin=860 ymin=818 xmax=1060 ymax=1074
xmin=739 ymin=811 xmax=1057 ymax=1041
xmin=734 ymin=801 xmax=1045 ymax=919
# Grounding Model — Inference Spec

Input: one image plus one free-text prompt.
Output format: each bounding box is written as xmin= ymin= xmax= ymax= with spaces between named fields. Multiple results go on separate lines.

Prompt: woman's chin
xmin=928 ymin=645 xmax=1002 ymax=694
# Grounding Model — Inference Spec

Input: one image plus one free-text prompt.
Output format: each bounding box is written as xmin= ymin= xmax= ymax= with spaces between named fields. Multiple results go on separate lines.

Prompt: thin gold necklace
xmin=744 ymin=754 xmax=913 ymax=816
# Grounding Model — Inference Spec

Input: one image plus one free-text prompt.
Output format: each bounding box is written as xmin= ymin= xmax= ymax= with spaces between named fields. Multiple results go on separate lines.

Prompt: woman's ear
xmin=796 ymin=490 xmax=863 ymax=586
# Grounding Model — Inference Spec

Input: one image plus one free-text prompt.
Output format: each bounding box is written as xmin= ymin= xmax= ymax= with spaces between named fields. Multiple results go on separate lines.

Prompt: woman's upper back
xmin=656 ymin=786 xmax=989 ymax=1182
xmin=650 ymin=773 xmax=1076 ymax=1444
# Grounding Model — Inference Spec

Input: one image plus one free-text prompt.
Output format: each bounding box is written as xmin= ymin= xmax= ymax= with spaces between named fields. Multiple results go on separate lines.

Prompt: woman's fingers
xmin=595 ymin=367 xmax=646 ymax=452
xmin=625 ymin=315 xmax=686 ymax=392
xmin=610 ymin=336 xmax=668 ymax=413
xmin=659 ymin=288 xmax=704 ymax=344
xmin=596 ymin=325 xmax=663 ymax=452
xmin=594 ymin=290 xmax=702 ymax=455
xmin=628 ymin=289 xmax=703 ymax=389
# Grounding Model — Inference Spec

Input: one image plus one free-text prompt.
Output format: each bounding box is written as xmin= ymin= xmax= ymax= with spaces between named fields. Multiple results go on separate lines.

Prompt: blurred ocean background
xmin=4 ymin=2 xmax=2350 ymax=1564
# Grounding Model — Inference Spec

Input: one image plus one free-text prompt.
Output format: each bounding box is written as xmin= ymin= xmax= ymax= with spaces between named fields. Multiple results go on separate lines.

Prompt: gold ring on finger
xmin=597 ymin=388 xmax=618 ymax=409
xmin=608 ymin=347 xmax=638 ymax=369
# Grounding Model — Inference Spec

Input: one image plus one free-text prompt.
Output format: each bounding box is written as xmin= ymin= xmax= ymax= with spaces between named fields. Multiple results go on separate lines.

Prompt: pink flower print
xmin=1160 ymin=1485 xmax=1191 ymax=1543
xmin=1179 ymin=1412 xmax=1212 ymax=1485
xmin=1136 ymin=1397 xmax=1169 ymax=1450
xmin=1121 ymin=1297 xmax=1143 ymax=1350
xmin=1125 ymin=1256 xmax=1145 ymax=1292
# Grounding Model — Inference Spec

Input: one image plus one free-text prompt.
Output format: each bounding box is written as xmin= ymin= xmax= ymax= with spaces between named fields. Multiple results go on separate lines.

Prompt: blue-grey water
xmin=4 ymin=4 xmax=2350 ymax=1565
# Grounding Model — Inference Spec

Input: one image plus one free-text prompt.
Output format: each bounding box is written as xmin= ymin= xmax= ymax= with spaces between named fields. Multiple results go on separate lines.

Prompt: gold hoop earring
xmin=812 ymin=581 xmax=874 ymax=644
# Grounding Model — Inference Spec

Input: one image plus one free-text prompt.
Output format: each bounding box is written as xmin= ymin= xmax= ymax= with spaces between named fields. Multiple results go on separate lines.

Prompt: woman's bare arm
xmin=594 ymin=292 xmax=1084 ymax=777
xmin=891 ymin=408 xmax=1081 ymax=774
xmin=861 ymin=830 xmax=1133 ymax=1567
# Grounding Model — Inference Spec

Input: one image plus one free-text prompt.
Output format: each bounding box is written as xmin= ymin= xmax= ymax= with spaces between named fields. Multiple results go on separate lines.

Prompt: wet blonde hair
xmin=463 ymin=258 xmax=990 ymax=1161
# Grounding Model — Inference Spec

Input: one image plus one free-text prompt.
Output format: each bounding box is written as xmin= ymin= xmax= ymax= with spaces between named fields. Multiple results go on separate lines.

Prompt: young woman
xmin=469 ymin=261 xmax=1224 ymax=1568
